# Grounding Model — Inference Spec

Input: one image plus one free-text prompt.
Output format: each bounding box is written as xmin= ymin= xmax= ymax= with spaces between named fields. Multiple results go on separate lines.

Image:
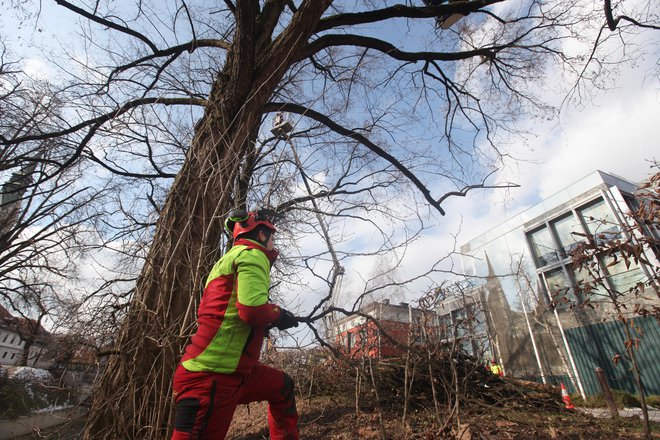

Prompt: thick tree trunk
xmin=83 ymin=3 xmax=331 ymax=438
xmin=82 ymin=108 xmax=245 ymax=439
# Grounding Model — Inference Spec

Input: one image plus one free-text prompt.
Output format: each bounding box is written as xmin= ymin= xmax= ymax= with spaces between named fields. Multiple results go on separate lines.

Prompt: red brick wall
xmin=337 ymin=320 xmax=433 ymax=358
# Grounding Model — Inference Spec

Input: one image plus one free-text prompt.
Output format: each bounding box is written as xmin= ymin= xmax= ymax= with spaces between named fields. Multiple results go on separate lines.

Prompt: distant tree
xmin=0 ymin=42 xmax=106 ymax=367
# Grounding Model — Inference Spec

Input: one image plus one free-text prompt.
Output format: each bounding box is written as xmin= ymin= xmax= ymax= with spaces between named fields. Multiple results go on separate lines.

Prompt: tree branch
xmin=223 ymin=0 xmax=236 ymax=15
xmin=55 ymin=0 xmax=159 ymax=53
xmin=603 ymin=0 xmax=660 ymax=31
xmin=301 ymin=33 xmax=497 ymax=63
xmin=107 ymin=39 xmax=231 ymax=82
xmin=316 ymin=1 xmax=504 ymax=32
xmin=3 ymin=97 xmax=207 ymax=146
xmin=265 ymin=102 xmax=446 ymax=215
xmin=435 ymin=170 xmax=520 ymax=204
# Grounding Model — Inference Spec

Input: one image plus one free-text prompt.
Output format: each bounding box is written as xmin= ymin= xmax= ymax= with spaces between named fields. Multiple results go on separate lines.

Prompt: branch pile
xmin=368 ymin=351 xmax=562 ymax=412
xmin=267 ymin=347 xmax=563 ymax=413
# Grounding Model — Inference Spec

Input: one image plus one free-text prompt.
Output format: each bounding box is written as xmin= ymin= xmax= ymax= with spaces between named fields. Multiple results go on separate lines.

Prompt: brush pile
xmin=266 ymin=347 xmax=562 ymax=412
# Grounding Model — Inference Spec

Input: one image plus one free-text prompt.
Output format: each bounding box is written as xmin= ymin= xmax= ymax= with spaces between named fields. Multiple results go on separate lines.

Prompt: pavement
xmin=580 ymin=407 xmax=660 ymax=423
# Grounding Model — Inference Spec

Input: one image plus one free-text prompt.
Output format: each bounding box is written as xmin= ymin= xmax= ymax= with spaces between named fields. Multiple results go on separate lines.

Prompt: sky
xmin=1 ymin=1 xmax=659 ymax=322
xmin=460 ymin=62 xmax=658 ymax=239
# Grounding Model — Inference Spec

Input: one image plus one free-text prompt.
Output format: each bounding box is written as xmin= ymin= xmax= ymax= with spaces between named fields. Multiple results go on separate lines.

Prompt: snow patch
xmin=7 ymin=366 xmax=53 ymax=382
xmin=33 ymin=404 xmax=74 ymax=413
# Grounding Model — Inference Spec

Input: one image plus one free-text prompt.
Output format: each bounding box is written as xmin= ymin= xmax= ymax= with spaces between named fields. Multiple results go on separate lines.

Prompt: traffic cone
xmin=561 ymin=383 xmax=575 ymax=409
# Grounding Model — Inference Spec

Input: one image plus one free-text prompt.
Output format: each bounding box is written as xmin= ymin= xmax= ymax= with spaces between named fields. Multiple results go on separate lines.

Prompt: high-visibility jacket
xmin=490 ymin=363 xmax=503 ymax=377
xmin=180 ymin=238 xmax=282 ymax=375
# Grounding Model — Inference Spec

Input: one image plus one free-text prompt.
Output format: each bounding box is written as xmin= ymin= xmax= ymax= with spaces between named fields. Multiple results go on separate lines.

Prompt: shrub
xmin=644 ymin=395 xmax=660 ymax=409
xmin=570 ymin=390 xmax=642 ymax=409
xmin=0 ymin=368 xmax=74 ymax=420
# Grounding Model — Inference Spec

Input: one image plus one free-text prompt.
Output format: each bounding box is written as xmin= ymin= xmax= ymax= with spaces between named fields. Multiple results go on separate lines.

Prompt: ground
xmin=10 ymin=397 xmax=659 ymax=439
xmin=9 ymin=355 xmax=660 ymax=439
xmin=224 ymin=395 xmax=659 ymax=440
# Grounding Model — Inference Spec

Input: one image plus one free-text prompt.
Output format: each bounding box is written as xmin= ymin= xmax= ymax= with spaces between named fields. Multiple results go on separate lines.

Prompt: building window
xmin=452 ymin=308 xmax=467 ymax=338
xmin=9 ymin=336 xmax=15 ymax=345
xmin=461 ymin=339 xmax=475 ymax=356
xmin=625 ymin=195 xmax=660 ymax=259
xmin=578 ymin=198 xmax=621 ymax=243
xmin=438 ymin=314 xmax=451 ymax=340
xmin=543 ymin=267 xmax=575 ymax=306
xmin=2 ymin=352 xmax=6 ymax=358
xmin=10 ymin=353 xmax=15 ymax=360
xmin=2 ymin=334 xmax=7 ymax=343
xmin=604 ymin=253 xmax=643 ymax=293
xmin=572 ymin=264 xmax=607 ymax=300
xmin=528 ymin=227 xmax=560 ymax=266
xmin=551 ymin=213 xmax=584 ymax=255
xmin=357 ymin=328 xmax=364 ymax=343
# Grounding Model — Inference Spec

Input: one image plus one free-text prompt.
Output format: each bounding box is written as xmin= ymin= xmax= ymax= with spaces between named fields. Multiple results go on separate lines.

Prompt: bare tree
xmin=0 ymin=1 xmax=657 ymax=438
xmin=0 ymin=44 xmax=110 ymax=369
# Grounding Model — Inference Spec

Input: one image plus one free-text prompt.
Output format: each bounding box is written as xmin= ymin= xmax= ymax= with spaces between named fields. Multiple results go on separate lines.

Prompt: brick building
xmin=334 ymin=300 xmax=439 ymax=358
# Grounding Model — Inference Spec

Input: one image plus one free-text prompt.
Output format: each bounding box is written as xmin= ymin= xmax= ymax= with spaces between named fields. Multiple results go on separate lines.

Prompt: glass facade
xmin=578 ymin=199 xmax=622 ymax=243
xmin=605 ymin=255 xmax=642 ymax=293
xmin=543 ymin=266 xmax=573 ymax=305
xmin=522 ymin=195 xmax=645 ymax=306
xmin=572 ymin=264 xmax=607 ymax=300
xmin=551 ymin=213 xmax=584 ymax=255
xmin=529 ymin=227 xmax=560 ymax=266
xmin=459 ymin=171 xmax=659 ymax=395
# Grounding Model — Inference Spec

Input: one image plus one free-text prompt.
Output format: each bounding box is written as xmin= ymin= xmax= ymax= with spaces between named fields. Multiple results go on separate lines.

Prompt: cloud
xmin=397 ymin=52 xmax=659 ymax=294
xmin=476 ymin=52 xmax=658 ymax=222
xmin=534 ymin=86 xmax=659 ymax=198
xmin=23 ymin=58 xmax=54 ymax=81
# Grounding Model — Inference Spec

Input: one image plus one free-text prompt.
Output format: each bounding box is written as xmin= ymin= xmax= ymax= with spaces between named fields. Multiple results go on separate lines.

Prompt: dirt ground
xmin=226 ymin=395 xmax=659 ymax=440
xmin=10 ymin=398 xmax=658 ymax=439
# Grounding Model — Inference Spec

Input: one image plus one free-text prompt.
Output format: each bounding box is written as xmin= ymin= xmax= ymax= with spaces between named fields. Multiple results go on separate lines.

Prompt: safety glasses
xmin=227 ymin=208 xmax=249 ymax=224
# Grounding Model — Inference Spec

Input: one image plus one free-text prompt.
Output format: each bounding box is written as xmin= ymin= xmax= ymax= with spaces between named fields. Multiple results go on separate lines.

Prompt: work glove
xmin=274 ymin=309 xmax=299 ymax=331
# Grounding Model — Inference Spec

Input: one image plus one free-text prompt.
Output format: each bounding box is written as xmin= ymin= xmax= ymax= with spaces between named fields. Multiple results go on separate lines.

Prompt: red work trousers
xmin=170 ymin=363 xmax=298 ymax=440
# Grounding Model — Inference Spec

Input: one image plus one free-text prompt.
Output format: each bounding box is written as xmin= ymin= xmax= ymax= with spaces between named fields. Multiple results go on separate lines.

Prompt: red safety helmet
xmin=224 ymin=208 xmax=277 ymax=239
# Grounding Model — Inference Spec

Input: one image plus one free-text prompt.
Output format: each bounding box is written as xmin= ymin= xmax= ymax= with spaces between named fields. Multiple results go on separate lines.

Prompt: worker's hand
xmin=274 ymin=309 xmax=299 ymax=331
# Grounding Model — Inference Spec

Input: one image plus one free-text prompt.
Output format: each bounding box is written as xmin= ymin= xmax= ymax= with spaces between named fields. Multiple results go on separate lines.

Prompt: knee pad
xmin=173 ymin=398 xmax=200 ymax=433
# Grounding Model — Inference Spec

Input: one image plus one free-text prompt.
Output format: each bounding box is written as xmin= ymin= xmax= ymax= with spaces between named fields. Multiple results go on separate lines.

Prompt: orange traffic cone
xmin=561 ymin=383 xmax=575 ymax=409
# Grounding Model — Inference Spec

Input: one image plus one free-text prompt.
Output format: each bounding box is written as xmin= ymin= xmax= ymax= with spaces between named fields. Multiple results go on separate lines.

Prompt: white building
xmin=0 ymin=305 xmax=50 ymax=368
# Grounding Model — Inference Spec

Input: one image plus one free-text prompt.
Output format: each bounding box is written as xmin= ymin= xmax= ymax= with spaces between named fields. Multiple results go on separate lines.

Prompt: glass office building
xmin=459 ymin=171 xmax=660 ymax=396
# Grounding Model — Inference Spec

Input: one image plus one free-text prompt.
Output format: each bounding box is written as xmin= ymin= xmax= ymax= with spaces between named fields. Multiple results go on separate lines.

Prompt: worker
xmin=170 ymin=209 xmax=300 ymax=440
xmin=489 ymin=359 xmax=504 ymax=377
